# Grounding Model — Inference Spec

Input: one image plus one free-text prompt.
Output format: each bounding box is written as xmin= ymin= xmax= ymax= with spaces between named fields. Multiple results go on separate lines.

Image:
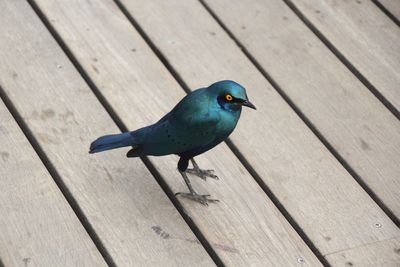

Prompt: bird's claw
xmin=175 ymin=192 xmax=219 ymax=205
xmin=186 ymin=168 xmax=219 ymax=181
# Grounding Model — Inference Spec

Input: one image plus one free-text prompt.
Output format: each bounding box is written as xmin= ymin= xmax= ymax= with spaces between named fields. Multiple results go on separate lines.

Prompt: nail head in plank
xmin=119 ymin=0 xmax=400 ymax=256
xmin=32 ymin=0 xmax=323 ymax=265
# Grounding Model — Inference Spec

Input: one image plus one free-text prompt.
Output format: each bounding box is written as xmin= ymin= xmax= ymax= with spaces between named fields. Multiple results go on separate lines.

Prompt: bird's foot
xmin=175 ymin=191 xmax=219 ymax=206
xmin=186 ymin=168 xmax=219 ymax=181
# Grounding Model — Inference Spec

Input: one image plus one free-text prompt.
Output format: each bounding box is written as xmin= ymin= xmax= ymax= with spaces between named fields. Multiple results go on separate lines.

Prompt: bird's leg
xmin=175 ymin=171 xmax=219 ymax=205
xmin=186 ymin=158 xmax=219 ymax=180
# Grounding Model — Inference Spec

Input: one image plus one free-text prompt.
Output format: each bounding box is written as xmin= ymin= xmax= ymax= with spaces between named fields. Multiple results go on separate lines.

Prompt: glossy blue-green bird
xmin=89 ymin=80 xmax=256 ymax=204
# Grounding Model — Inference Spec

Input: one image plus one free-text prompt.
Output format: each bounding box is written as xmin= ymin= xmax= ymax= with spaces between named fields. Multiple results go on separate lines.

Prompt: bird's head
xmin=208 ymin=80 xmax=256 ymax=111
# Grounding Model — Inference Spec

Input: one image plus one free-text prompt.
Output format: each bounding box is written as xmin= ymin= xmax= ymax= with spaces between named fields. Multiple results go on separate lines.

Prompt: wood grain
xmin=119 ymin=0 xmax=400 ymax=259
xmin=203 ymin=0 xmax=400 ymax=220
xmin=289 ymin=0 xmax=400 ymax=112
xmin=0 ymin=100 xmax=106 ymax=266
xmin=0 ymin=0 xmax=214 ymax=266
xmin=326 ymin=237 xmax=400 ymax=266
xmin=31 ymin=0 xmax=323 ymax=265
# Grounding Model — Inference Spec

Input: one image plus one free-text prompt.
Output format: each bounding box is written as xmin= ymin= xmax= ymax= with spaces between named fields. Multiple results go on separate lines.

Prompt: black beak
xmin=241 ymin=100 xmax=256 ymax=110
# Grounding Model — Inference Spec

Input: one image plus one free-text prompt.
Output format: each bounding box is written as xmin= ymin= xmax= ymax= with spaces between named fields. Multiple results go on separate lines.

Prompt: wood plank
xmin=203 ymin=0 xmax=400 ymax=219
xmin=0 ymin=0 xmax=214 ymax=266
xmin=376 ymin=0 xmax=400 ymax=21
xmin=289 ymin=0 xmax=400 ymax=112
xmin=0 ymin=100 xmax=106 ymax=266
xmin=118 ymin=0 xmax=400 ymax=259
xmin=326 ymin=237 xmax=400 ymax=266
xmin=31 ymin=0 xmax=324 ymax=265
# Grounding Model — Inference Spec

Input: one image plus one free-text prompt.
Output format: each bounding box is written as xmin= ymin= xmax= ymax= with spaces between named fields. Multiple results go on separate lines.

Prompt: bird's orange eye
xmin=225 ymin=94 xmax=233 ymax=101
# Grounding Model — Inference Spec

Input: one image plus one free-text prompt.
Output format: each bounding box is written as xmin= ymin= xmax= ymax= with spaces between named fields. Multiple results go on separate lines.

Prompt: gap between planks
xmin=28 ymin=0 xmax=326 ymax=266
xmin=282 ymin=0 xmax=400 ymax=120
xmin=114 ymin=0 xmax=400 ymax=263
xmin=3 ymin=0 xmax=217 ymax=265
xmin=198 ymin=0 xmax=400 ymax=228
xmin=113 ymin=0 xmax=329 ymax=264
xmin=26 ymin=0 xmax=225 ymax=265
xmin=371 ymin=0 xmax=400 ymax=27
xmin=0 ymin=85 xmax=115 ymax=267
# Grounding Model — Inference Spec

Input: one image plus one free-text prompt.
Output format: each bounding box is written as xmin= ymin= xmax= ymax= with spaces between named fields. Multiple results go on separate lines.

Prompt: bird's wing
xmin=165 ymin=89 xmax=220 ymax=153
xmin=138 ymin=89 xmax=221 ymax=156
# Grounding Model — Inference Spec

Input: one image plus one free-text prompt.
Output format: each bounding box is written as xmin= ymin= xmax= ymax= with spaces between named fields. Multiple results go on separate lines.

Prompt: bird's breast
xmin=216 ymin=109 xmax=241 ymax=138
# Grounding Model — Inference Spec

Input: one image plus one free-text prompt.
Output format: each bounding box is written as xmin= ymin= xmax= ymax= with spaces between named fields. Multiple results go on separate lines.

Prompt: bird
xmin=89 ymin=80 xmax=256 ymax=205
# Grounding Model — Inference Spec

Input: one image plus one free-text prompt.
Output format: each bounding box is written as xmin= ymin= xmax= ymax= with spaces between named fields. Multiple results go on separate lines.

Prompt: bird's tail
xmin=89 ymin=132 xmax=134 ymax=154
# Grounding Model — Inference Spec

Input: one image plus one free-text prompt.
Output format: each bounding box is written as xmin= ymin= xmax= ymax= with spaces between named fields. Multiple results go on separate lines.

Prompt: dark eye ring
xmin=225 ymin=94 xmax=233 ymax=101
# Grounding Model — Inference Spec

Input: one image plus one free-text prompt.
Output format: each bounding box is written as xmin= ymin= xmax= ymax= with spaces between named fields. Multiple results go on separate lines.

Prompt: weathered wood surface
xmin=377 ymin=0 xmax=400 ymax=20
xmin=0 ymin=101 xmax=106 ymax=266
xmin=326 ymin=237 xmax=400 ymax=266
xmin=204 ymin=0 xmax=400 ymax=219
xmin=32 ymin=0 xmax=322 ymax=265
xmin=119 ymin=0 xmax=400 ymax=260
xmin=289 ymin=0 xmax=400 ymax=113
xmin=2 ymin=0 xmax=399 ymax=265
xmin=0 ymin=0 xmax=214 ymax=266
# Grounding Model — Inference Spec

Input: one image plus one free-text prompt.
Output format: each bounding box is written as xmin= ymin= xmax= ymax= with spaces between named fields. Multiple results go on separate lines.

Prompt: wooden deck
xmin=0 ymin=0 xmax=399 ymax=266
